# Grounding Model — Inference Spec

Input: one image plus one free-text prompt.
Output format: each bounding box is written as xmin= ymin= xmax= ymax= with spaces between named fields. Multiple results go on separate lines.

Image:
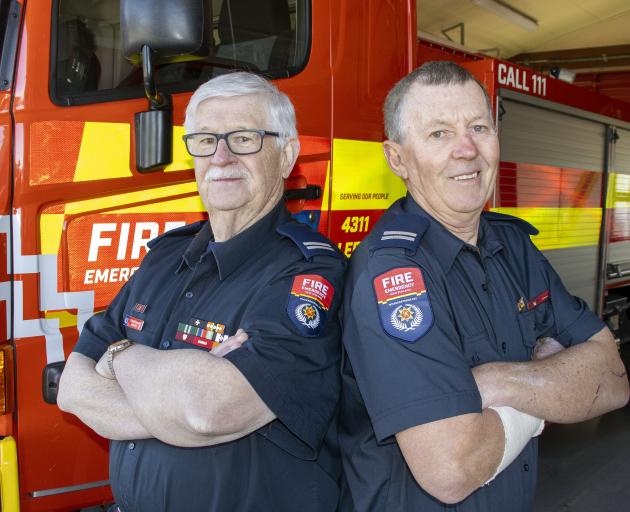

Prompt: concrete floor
xmin=535 ymin=344 xmax=630 ymax=512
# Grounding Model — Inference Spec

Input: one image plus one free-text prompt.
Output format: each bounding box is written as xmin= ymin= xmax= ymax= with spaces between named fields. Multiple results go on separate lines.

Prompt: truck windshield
xmin=53 ymin=0 xmax=310 ymax=105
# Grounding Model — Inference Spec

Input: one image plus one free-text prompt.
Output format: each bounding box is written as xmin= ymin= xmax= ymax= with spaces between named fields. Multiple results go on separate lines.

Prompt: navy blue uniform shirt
xmin=73 ymin=201 xmax=346 ymax=512
xmin=339 ymin=194 xmax=605 ymax=511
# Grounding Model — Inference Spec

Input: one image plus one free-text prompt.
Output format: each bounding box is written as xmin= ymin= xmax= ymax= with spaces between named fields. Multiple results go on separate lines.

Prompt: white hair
xmin=184 ymin=72 xmax=297 ymax=143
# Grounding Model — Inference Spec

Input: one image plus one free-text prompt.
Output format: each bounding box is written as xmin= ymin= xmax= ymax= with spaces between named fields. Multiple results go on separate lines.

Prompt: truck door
xmin=11 ymin=0 xmax=326 ymax=510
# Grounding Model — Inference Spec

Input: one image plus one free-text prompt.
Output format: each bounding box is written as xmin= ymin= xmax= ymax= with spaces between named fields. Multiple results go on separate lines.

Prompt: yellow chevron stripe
xmin=44 ymin=310 xmax=78 ymax=328
xmin=74 ymin=122 xmax=193 ymax=182
xmin=74 ymin=122 xmax=132 ymax=181
xmin=165 ymin=125 xmax=194 ymax=172
xmin=40 ymin=214 xmax=65 ymax=255
xmin=64 ymin=182 xmax=200 ymax=215
xmin=331 ymin=138 xmax=406 ymax=210
xmin=491 ymin=207 xmax=601 ymax=250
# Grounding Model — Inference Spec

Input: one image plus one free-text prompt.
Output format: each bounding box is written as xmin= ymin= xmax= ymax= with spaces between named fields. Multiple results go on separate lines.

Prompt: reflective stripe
xmin=303 ymin=242 xmax=334 ymax=251
xmin=383 ymin=230 xmax=416 ymax=238
xmin=490 ymin=207 xmax=601 ymax=250
xmin=74 ymin=123 xmax=193 ymax=181
xmin=331 ymin=139 xmax=406 ymax=211
xmin=381 ymin=235 xmax=416 ymax=242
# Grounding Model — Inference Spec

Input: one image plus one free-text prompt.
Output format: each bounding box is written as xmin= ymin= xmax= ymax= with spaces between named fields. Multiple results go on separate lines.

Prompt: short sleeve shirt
xmin=73 ymin=201 xmax=346 ymax=512
xmin=338 ymin=194 xmax=605 ymax=512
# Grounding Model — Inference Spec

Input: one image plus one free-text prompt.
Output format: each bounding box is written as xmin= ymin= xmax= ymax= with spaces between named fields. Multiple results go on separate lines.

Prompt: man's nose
xmin=452 ymin=132 xmax=479 ymax=160
xmin=210 ymin=139 xmax=236 ymax=165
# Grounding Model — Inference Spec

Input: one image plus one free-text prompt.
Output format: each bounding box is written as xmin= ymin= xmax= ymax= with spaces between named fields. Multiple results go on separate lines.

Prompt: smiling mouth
xmin=452 ymin=171 xmax=479 ymax=181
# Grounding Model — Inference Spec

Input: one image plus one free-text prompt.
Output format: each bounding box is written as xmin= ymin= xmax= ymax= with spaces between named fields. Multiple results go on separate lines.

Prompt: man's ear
xmin=383 ymin=140 xmax=408 ymax=180
xmin=281 ymin=137 xmax=300 ymax=179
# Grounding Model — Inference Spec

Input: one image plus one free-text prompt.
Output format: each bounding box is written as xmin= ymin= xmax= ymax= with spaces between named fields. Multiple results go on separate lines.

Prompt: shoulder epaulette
xmin=371 ymin=213 xmax=428 ymax=252
xmin=147 ymin=221 xmax=206 ymax=249
xmin=277 ymin=221 xmax=343 ymax=259
xmin=482 ymin=211 xmax=539 ymax=236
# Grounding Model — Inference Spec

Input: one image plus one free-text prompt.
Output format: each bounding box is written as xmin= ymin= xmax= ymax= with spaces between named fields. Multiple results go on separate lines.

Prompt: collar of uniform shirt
xmin=401 ymin=193 xmax=504 ymax=273
xmin=178 ymin=199 xmax=291 ymax=280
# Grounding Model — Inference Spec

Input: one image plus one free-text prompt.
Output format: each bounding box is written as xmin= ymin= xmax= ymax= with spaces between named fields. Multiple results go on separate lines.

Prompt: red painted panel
xmin=575 ymin=72 xmax=630 ymax=105
xmin=496 ymin=162 xmax=602 ymax=208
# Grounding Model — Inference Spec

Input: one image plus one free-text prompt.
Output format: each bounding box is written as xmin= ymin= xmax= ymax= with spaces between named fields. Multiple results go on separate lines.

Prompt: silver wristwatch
xmin=107 ymin=339 xmax=134 ymax=378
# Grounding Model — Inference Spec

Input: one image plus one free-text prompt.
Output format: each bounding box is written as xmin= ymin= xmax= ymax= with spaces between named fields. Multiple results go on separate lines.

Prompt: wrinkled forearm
xmin=57 ymin=353 xmax=152 ymax=440
xmin=113 ymin=344 xmax=269 ymax=447
xmin=397 ymin=409 xmax=505 ymax=504
xmin=475 ymin=328 xmax=629 ymax=422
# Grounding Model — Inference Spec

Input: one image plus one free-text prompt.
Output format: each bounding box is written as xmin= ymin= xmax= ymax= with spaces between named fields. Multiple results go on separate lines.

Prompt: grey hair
xmin=384 ymin=61 xmax=493 ymax=143
xmin=184 ymin=72 xmax=297 ymax=142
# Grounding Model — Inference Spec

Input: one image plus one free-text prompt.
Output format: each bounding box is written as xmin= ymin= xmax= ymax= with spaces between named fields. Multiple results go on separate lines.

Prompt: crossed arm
xmin=58 ymin=330 xmax=276 ymax=447
xmin=396 ymin=327 xmax=629 ymax=504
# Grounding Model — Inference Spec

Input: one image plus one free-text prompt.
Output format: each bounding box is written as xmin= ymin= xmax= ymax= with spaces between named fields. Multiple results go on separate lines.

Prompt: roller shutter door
xmin=498 ymin=99 xmax=606 ymax=309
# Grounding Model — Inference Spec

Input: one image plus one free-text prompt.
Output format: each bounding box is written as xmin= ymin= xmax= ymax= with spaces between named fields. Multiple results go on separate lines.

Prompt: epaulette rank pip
xmin=277 ymin=222 xmax=343 ymax=260
xmin=372 ymin=214 xmax=428 ymax=253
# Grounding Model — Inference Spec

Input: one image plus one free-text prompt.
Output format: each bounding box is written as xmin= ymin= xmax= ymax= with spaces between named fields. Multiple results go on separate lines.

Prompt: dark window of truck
xmin=51 ymin=0 xmax=310 ymax=105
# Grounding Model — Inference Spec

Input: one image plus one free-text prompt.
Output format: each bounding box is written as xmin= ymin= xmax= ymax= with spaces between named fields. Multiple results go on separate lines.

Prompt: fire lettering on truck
xmin=497 ymin=63 xmax=547 ymax=97
xmin=84 ymin=221 xmax=186 ymax=284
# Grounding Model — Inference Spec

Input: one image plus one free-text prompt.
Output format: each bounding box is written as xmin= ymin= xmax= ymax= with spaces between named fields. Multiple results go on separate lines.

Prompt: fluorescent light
xmin=471 ymin=0 xmax=539 ymax=32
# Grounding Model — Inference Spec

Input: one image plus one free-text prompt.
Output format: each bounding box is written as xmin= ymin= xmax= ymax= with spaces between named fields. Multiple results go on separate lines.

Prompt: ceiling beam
xmin=510 ymin=44 xmax=630 ymax=72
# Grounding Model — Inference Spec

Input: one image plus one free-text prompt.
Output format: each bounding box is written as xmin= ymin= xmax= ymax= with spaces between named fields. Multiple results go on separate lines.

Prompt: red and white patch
xmin=374 ymin=267 xmax=426 ymax=304
xmin=291 ymin=274 xmax=334 ymax=310
xmin=124 ymin=314 xmax=144 ymax=331
xmin=133 ymin=303 xmax=148 ymax=313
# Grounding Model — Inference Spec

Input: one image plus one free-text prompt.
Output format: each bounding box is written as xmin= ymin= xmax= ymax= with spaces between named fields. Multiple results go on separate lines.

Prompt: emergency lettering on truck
xmin=0 ymin=0 xmax=630 ymax=510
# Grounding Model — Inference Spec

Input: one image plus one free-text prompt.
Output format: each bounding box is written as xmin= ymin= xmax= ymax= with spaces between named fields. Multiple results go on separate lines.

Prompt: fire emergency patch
xmin=287 ymin=274 xmax=334 ymax=337
xmin=373 ymin=267 xmax=433 ymax=343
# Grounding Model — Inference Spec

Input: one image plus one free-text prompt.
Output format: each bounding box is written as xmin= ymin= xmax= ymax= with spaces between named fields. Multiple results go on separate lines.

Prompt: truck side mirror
xmin=120 ymin=0 xmax=213 ymax=172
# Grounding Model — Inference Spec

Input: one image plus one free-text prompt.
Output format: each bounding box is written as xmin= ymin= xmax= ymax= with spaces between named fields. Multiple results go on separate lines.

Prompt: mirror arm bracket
xmin=142 ymin=45 xmax=169 ymax=110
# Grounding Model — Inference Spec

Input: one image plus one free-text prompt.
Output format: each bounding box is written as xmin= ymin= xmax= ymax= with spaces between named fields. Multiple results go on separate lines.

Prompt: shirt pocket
xmin=517 ymin=301 xmax=554 ymax=352
xmin=461 ymin=331 xmax=497 ymax=367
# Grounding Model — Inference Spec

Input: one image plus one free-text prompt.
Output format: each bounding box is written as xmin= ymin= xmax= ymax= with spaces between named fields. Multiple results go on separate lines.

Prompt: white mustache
xmin=203 ymin=168 xmax=248 ymax=182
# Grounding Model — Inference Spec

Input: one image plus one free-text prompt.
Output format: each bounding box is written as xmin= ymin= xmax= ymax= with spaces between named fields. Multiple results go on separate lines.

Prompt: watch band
xmin=107 ymin=340 xmax=133 ymax=378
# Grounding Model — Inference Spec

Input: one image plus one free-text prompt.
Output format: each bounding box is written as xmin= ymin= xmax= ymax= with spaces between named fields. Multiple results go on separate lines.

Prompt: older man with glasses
xmin=58 ymin=72 xmax=346 ymax=512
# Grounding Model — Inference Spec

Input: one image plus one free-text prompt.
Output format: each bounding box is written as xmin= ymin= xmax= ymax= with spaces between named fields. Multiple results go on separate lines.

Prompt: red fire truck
xmin=1 ymin=0 xmax=630 ymax=510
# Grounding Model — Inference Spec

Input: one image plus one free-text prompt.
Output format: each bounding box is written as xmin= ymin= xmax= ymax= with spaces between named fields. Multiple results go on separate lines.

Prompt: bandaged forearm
xmin=484 ymin=406 xmax=544 ymax=485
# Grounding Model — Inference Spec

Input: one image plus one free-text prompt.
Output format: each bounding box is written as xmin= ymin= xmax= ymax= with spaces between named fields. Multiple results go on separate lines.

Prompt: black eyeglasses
xmin=182 ymin=129 xmax=280 ymax=157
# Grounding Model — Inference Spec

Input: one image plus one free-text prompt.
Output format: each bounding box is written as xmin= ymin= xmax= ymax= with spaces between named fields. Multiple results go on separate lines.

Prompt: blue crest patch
xmin=286 ymin=274 xmax=334 ymax=337
xmin=373 ymin=267 xmax=434 ymax=343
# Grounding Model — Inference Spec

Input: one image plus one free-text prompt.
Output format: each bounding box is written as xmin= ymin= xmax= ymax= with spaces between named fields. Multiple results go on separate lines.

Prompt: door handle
xmin=284 ymin=184 xmax=321 ymax=201
xmin=42 ymin=361 xmax=65 ymax=404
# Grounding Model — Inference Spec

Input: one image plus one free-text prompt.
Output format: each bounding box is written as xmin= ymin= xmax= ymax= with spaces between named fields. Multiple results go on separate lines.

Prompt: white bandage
xmin=484 ymin=406 xmax=545 ymax=485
